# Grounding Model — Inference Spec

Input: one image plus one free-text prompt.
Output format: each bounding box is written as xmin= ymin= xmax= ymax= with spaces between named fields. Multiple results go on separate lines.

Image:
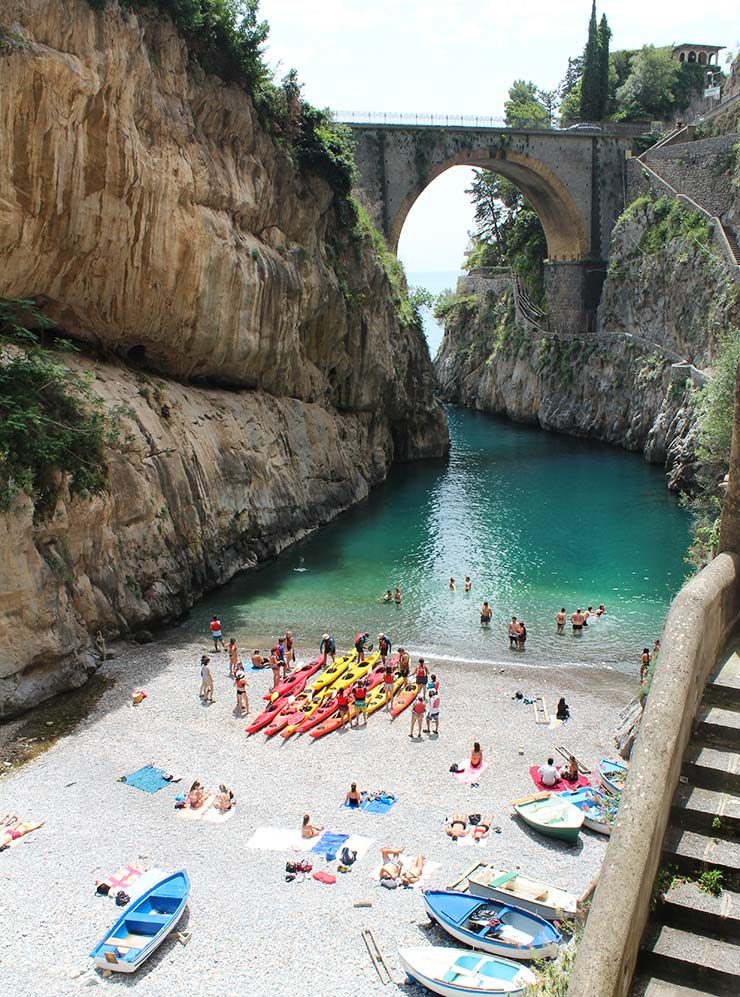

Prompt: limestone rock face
xmin=0 ymin=0 xmax=448 ymax=714
xmin=435 ymin=200 xmax=739 ymax=489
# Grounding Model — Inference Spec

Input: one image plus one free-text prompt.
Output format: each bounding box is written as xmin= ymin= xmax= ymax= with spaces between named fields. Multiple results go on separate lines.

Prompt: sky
xmin=259 ymin=1 xmax=738 ymax=272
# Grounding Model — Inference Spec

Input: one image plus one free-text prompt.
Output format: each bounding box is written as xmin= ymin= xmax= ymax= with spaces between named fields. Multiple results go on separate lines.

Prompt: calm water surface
xmin=197 ymin=407 xmax=691 ymax=676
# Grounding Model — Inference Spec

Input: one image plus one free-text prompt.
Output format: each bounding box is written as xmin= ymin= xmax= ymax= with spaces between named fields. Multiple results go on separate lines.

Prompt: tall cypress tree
xmin=579 ymin=1 xmax=600 ymax=120
xmin=597 ymin=13 xmax=611 ymax=119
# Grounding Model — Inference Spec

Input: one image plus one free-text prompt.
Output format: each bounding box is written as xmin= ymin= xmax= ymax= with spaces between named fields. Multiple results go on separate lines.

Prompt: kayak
xmin=390 ymin=680 xmax=421 ymax=718
xmin=366 ymin=674 xmax=404 ymax=716
xmin=264 ymin=654 xmax=325 ymax=702
xmin=333 ymin=651 xmax=379 ymax=691
xmin=309 ymin=705 xmax=353 ymax=740
xmin=263 ymin=689 xmax=327 ymax=738
xmin=245 ymin=695 xmax=291 ymax=735
xmin=311 ymin=649 xmax=355 ymax=693
xmin=290 ymin=692 xmax=341 ymax=736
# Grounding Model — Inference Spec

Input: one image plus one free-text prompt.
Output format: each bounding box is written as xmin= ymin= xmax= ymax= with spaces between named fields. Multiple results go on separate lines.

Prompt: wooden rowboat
xmin=557 ymin=786 xmax=615 ymax=835
xmin=467 ymin=866 xmax=580 ymax=921
xmin=90 ymin=870 xmax=189 ymax=973
xmin=398 ymin=946 xmax=536 ymax=996
xmin=598 ymin=758 xmax=627 ymax=795
xmin=511 ymin=791 xmax=583 ymax=844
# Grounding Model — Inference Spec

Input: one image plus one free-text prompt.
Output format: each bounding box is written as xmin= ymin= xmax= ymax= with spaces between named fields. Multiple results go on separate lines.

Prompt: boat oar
xmin=361 ymin=928 xmax=393 ymax=985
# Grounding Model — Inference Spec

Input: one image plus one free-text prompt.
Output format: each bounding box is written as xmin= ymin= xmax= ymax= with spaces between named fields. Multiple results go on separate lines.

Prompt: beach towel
xmin=454 ymin=760 xmax=490 ymax=784
xmin=311 ymin=831 xmax=350 ymax=859
xmin=177 ymin=795 xmax=213 ymax=821
xmin=369 ymin=860 xmax=441 ymax=889
xmin=120 ymin=765 xmax=170 ymax=794
xmin=312 ymin=871 xmax=337 ymax=885
xmin=96 ymin=863 xmax=146 ymax=893
xmin=529 ymin=765 xmax=590 ymax=793
xmin=202 ymin=807 xmax=236 ymax=824
xmin=245 ymin=827 xmax=314 ymax=852
xmin=339 ymin=834 xmax=374 ymax=861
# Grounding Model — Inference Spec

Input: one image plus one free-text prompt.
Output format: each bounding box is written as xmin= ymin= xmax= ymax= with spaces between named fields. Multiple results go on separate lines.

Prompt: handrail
xmin=333 ymin=111 xmax=648 ymax=137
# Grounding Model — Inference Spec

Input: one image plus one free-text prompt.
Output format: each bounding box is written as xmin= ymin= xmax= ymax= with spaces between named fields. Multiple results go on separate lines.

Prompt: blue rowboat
xmin=557 ymin=786 xmax=616 ymax=835
xmin=423 ymin=889 xmax=562 ymax=961
xmin=598 ymin=758 xmax=627 ymax=796
xmin=90 ymin=870 xmax=190 ymax=973
xmin=398 ymin=946 xmax=537 ymax=996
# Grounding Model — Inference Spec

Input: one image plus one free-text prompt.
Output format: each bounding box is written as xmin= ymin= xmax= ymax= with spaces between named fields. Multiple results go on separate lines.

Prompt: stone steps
xmin=639 ymin=923 xmax=740 ymax=995
xmin=633 ymin=979 xmax=732 ymax=997
xmin=662 ymin=827 xmax=740 ymax=889
xmin=683 ymin=742 xmax=740 ymax=795
xmin=660 ymin=880 xmax=740 ymax=942
xmin=695 ymin=706 xmax=740 ymax=752
xmin=721 ymin=225 xmax=740 ymax=267
xmin=671 ymin=783 xmax=740 ymax=838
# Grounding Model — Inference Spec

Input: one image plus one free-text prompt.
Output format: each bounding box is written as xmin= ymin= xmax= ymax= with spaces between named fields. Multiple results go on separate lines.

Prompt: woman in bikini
xmin=470 ymin=742 xmax=483 ymax=769
xmin=228 ymin=638 xmax=239 ymax=676
xmin=0 ymin=818 xmax=44 ymax=850
xmin=301 ymin=814 xmax=323 ymax=839
xmin=187 ymin=780 xmax=207 ymax=809
xmin=472 ymin=817 xmax=492 ymax=842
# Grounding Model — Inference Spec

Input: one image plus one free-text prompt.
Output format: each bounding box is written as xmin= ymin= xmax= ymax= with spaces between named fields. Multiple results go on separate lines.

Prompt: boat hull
xmin=398 ymin=946 xmax=536 ymax=996
xmin=466 ymin=868 xmax=579 ymax=921
xmin=512 ymin=793 xmax=583 ymax=844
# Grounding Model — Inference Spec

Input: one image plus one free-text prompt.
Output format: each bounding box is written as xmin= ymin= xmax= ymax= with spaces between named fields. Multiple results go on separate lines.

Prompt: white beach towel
xmin=245 ymin=827 xmax=314 ymax=852
xmin=176 ymin=797 xmax=213 ymax=821
xmin=202 ymin=807 xmax=236 ymax=824
xmin=369 ymin=859 xmax=441 ymax=889
xmin=339 ymin=834 xmax=374 ymax=862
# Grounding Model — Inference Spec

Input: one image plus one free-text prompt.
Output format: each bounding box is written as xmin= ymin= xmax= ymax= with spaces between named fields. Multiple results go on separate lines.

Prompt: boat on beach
xmin=598 ymin=758 xmax=627 ymax=795
xmin=311 ymin=649 xmax=356 ymax=692
xmin=466 ymin=867 xmax=580 ymax=921
xmin=90 ymin=870 xmax=189 ymax=973
xmin=390 ymin=680 xmax=420 ymax=718
xmin=511 ymin=792 xmax=584 ymax=844
xmin=422 ymin=889 xmax=562 ymax=960
xmin=265 ymin=654 xmax=325 ymax=701
xmin=398 ymin=946 xmax=537 ymax=996
xmin=557 ymin=786 xmax=615 ymax=835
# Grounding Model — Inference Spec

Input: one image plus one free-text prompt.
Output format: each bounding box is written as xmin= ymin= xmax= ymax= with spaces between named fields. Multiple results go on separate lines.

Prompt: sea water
xmin=197 ymin=406 xmax=691 ymax=676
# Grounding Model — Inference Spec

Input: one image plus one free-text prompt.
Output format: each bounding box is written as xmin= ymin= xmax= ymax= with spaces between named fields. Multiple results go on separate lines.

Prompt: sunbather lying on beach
xmin=215 ymin=785 xmax=236 ymax=812
xmin=379 ymin=847 xmax=425 ymax=886
xmin=400 ymin=854 xmax=426 ymax=885
xmin=471 ymin=816 xmax=493 ymax=842
xmin=187 ymin=781 xmax=208 ymax=809
xmin=0 ymin=818 xmax=44 ymax=851
xmin=301 ymin=814 xmax=323 ymax=839
xmin=446 ymin=814 xmax=469 ymax=839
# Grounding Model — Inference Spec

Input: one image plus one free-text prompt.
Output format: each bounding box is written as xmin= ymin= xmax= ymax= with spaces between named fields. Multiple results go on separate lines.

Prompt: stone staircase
xmin=631 ymin=640 xmax=740 ymax=996
xmin=722 ymin=225 xmax=740 ymax=267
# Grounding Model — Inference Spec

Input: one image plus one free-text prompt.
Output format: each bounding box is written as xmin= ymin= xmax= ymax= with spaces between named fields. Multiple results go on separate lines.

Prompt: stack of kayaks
xmin=398 ymin=946 xmax=536 ymax=997
xmin=511 ymin=792 xmax=584 ymax=844
xmin=557 ymin=786 xmax=616 ymax=835
xmin=598 ymin=758 xmax=628 ymax=795
xmin=423 ymin=890 xmax=562 ymax=961
xmin=466 ymin=867 xmax=580 ymax=921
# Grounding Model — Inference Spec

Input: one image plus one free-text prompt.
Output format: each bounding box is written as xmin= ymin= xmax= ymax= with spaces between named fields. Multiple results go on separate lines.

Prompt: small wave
xmin=402 ymin=649 xmax=629 ymax=671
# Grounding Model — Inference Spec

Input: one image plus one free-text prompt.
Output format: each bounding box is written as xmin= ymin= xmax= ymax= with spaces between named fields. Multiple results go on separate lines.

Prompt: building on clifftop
xmin=671 ymin=43 xmax=724 ymax=65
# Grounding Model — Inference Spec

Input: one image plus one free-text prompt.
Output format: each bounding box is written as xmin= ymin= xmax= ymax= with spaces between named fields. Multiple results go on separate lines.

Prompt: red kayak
xmin=245 ymin=696 xmax=288 ymax=736
xmin=289 ymin=692 xmax=340 ymax=737
xmin=309 ymin=706 xmax=353 ymax=740
xmin=263 ymin=690 xmax=323 ymax=738
xmin=264 ymin=655 xmax=325 ymax=702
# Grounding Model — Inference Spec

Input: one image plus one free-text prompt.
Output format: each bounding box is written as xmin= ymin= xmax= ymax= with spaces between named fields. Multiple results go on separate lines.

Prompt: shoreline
xmin=0 ymin=628 xmax=634 ymax=996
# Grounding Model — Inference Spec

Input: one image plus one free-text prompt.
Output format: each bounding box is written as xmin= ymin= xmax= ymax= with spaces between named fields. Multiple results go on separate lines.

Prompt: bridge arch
xmin=389 ymin=145 xmax=590 ymax=261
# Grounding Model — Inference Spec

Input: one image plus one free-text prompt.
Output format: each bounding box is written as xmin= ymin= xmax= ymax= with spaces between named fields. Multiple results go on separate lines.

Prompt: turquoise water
xmin=407 ymin=269 xmax=460 ymax=358
xmin=196 ymin=407 xmax=691 ymax=676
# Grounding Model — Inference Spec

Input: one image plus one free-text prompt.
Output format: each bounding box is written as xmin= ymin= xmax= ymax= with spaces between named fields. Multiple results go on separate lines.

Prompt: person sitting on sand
xmin=446 ymin=815 xmax=469 ymax=839
xmin=556 ymin=697 xmax=570 ymax=721
xmin=301 ymin=814 xmax=323 ymax=839
xmin=187 ymin=780 xmax=207 ymax=809
xmin=215 ymin=785 xmax=236 ymax=812
xmin=251 ymin=649 xmax=268 ymax=668
xmin=470 ymin=742 xmax=483 ymax=769
xmin=538 ymin=757 xmax=561 ymax=787
xmin=345 ymin=782 xmax=363 ymax=808
xmin=563 ymin=755 xmax=579 ymax=782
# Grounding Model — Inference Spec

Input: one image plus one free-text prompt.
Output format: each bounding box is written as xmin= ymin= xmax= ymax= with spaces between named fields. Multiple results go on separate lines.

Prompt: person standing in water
xmin=464 ymin=576 xmax=472 ymax=592
xmin=516 ymin=620 xmax=527 ymax=651
xmin=449 ymin=577 xmax=456 ymax=592
xmin=556 ymin=608 xmax=566 ymax=634
xmin=571 ymin=608 xmax=585 ymax=633
xmin=209 ymin=616 xmax=226 ymax=652
xmin=394 ymin=587 xmax=402 ymax=606
xmin=480 ymin=601 xmax=492 ymax=626
xmin=508 ymin=617 xmax=518 ymax=648
xmin=640 ymin=647 xmax=651 ymax=684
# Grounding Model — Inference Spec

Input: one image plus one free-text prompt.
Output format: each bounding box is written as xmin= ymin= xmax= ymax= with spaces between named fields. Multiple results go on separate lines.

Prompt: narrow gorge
xmin=0 ymin=0 xmax=448 ymax=715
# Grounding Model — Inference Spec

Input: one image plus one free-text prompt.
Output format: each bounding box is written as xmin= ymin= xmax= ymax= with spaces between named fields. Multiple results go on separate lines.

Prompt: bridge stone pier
xmin=348 ymin=124 xmax=631 ymax=330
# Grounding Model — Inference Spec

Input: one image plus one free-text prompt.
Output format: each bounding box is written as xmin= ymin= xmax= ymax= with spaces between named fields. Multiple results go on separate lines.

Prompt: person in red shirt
xmin=336 ymin=687 xmax=351 ymax=726
xmin=351 ymin=680 xmax=368 ymax=728
xmin=409 ymin=693 xmax=426 ymax=739
xmin=209 ymin=616 xmax=226 ymax=652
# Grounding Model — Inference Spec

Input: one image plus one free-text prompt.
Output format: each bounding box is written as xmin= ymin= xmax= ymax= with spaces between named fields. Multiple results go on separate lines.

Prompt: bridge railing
xmin=333 ymin=111 xmax=651 ymax=136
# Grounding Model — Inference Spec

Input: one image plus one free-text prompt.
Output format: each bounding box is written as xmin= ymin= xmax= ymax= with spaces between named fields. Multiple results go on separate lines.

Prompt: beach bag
xmin=340 ymin=847 xmax=357 ymax=867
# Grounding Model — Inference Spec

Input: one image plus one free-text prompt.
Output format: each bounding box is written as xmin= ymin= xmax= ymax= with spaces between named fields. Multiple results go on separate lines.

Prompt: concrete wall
xmin=644 ymin=134 xmax=740 ymax=221
xmin=567 ymin=550 xmax=740 ymax=997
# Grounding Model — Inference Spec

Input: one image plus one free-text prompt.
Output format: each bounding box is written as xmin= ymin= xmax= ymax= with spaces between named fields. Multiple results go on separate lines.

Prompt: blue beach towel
xmin=121 ymin=765 xmax=170 ymax=794
xmin=362 ymin=795 xmax=397 ymax=815
xmin=311 ymin=831 xmax=349 ymax=859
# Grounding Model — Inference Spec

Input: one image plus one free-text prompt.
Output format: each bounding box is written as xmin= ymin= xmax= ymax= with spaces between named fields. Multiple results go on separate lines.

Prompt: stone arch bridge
xmin=347 ymin=122 xmax=633 ymax=330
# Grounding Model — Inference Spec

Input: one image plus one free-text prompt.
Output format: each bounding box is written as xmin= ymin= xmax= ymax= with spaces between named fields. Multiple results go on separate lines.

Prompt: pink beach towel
xmin=454 ymin=760 xmax=490 ymax=784
xmin=529 ymin=765 xmax=590 ymax=793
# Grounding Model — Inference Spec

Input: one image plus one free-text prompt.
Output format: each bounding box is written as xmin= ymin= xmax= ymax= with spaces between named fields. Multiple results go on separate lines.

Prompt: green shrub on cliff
xmin=0 ymin=300 xmax=112 ymax=516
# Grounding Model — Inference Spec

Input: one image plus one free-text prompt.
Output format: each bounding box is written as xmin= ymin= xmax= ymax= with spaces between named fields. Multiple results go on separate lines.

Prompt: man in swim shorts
xmin=508 ymin=617 xmax=518 ymax=647
xmin=571 ymin=608 xmax=585 ymax=633
xmin=209 ymin=616 xmax=226 ymax=652
xmin=556 ymin=608 xmax=566 ymax=634
xmin=480 ymin=601 xmax=492 ymax=626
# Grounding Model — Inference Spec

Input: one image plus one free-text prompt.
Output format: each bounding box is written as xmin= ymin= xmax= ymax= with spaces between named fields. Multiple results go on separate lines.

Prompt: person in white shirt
xmin=538 ymin=757 xmax=561 ymax=786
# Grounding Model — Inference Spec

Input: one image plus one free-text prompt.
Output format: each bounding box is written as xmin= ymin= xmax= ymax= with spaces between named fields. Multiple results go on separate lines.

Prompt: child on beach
xmin=470 ymin=742 xmax=483 ymax=769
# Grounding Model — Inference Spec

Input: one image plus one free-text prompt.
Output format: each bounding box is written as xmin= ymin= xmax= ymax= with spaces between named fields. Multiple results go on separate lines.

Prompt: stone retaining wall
xmin=567 ymin=551 xmax=740 ymax=997
xmin=644 ymin=134 xmax=739 ymax=221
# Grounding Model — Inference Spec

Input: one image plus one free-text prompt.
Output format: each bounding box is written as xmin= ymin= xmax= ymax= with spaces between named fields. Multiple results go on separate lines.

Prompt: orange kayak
xmin=390 ymin=681 xmax=420 ymax=718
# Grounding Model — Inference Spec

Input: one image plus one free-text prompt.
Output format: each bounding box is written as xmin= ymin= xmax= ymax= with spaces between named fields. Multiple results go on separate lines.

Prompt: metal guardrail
xmin=333 ymin=111 xmax=651 ymax=137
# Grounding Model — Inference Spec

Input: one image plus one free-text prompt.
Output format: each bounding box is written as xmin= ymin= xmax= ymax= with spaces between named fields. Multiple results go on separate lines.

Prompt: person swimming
xmin=382 ymin=589 xmax=392 ymax=602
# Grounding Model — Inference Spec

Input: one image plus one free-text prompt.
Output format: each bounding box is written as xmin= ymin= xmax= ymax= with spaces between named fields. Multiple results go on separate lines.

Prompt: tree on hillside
xmin=579 ymin=1 xmax=601 ymax=119
xmin=504 ymin=80 xmax=550 ymax=128
xmin=606 ymin=49 xmax=635 ymax=117
xmin=597 ymin=14 xmax=611 ymax=119
xmin=615 ymin=45 xmax=679 ymax=120
xmin=463 ymin=171 xmax=548 ymax=303
xmin=558 ymin=56 xmax=583 ymax=125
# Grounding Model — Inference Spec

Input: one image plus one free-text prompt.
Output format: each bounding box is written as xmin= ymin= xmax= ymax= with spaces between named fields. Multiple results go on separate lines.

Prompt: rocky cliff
xmin=435 ymin=197 xmax=740 ymax=490
xmin=0 ymin=0 xmax=448 ymax=715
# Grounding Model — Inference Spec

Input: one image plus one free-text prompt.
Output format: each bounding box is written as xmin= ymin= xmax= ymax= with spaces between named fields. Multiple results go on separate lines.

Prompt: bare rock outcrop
xmin=0 ymin=0 xmax=448 ymax=714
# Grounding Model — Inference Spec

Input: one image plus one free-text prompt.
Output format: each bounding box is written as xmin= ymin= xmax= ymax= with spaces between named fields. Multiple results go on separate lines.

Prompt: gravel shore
xmin=0 ymin=631 xmax=633 ymax=996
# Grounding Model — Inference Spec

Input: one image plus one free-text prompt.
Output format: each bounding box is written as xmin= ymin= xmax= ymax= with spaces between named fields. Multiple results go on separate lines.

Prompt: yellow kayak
xmin=366 ymin=674 xmax=405 ymax=716
xmin=311 ymin=649 xmax=356 ymax=693
xmin=334 ymin=650 xmax=379 ymax=691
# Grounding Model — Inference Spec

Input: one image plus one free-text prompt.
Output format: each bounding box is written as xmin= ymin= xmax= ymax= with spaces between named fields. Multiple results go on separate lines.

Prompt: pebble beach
xmin=0 ymin=632 xmax=634 ymax=997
